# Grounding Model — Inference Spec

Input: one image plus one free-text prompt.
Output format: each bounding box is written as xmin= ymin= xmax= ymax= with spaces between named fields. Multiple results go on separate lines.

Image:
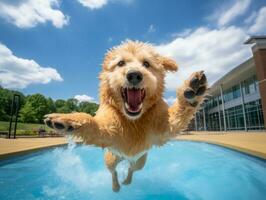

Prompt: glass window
xmin=232 ymin=85 xmax=240 ymax=99
xmin=243 ymin=76 xmax=256 ymax=95
xmin=245 ymin=100 xmax=265 ymax=130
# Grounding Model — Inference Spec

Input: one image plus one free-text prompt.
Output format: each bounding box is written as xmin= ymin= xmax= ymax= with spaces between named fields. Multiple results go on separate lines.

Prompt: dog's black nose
xmin=127 ymin=71 xmax=143 ymax=85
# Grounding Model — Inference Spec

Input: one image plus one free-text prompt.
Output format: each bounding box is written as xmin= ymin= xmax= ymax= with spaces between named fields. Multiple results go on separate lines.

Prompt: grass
xmin=0 ymin=121 xmax=51 ymax=135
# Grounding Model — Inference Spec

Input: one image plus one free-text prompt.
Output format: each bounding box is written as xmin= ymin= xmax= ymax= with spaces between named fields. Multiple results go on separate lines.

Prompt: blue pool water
xmin=0 ymin=141 xmax=266 ymax=200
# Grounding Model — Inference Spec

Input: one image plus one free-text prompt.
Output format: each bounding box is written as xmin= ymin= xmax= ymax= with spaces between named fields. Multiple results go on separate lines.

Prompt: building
xmin=192 ymin=36 xmax=266 ymax=131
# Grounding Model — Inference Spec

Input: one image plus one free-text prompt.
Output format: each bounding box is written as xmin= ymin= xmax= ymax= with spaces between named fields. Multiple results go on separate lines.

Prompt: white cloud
xmin=171 ymin=29 xmax=192 ymax=38
xmin=248 ymin=6 xmax=266 ymax=34
xmin=156 ymin=26 xmax=251 ymax=91
xmin=209 ymin=0 xmax=251 ymax=27
xmin=148 ymin=24 xmax=156 ymax=33
xmin=0 ymin=0 xmax=69 ymax=28
xmin=77 ymin=0 xmax=134 ymax=10
xmin=74 ymin=94 xmax=97 ymax=103
xmin=156 ymin=1 xmax=265 ymax=97
xmin=77 ymin=0 xmax=108 ymax=9
xmin=0 ymin=42 xmax=63 ymax=89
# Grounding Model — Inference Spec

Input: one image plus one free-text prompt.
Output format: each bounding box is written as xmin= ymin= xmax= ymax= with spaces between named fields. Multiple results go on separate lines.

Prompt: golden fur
xmin=45 ymin=40 xmax=207 ymax=192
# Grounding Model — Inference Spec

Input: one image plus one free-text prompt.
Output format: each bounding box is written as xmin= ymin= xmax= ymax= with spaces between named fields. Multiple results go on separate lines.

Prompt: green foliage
xmin=78 ymin=102 xmax=99 ymax=116
xmin=20 ymin=94 xmax=51 ymax=123
xmin=0 ymin=87 xmax=99 ymax=124
xmin=16 ymin=130 xmax=36 ymax=136
xmin=0 ymin=121 xmax=49 ymax=132
xmin=55 ymin=99 xmax=72 ymax=113
xmin=66 ymin=98 xmax=78 ymax=111
xmin=0 ymin=87 xmax=25 ymax=121
xmin=19 ymin=102 xmax=37 ymax=123
xmin=55 ymin=99 xmax=66 ymax=108
xmin=47 ymin=97 xmax=56 ymax=113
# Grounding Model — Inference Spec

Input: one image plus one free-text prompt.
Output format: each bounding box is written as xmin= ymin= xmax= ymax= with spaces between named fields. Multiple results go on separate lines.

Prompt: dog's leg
xmin=104 ymin=151 xmax=122 ymax=192
xmin=44 ymin=112 xmax=112 ymax=147
xmin=123 ymin=153 xmax=147 ymax=185
xmin=168 ymin=71 xmax=208 ymax=133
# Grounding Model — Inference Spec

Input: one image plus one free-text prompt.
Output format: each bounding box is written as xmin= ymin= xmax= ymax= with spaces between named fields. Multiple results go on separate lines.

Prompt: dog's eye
xmin=143 ymin=61 xmax=150 ymax=68
xmin=117 ymin=60 xmax=125 ymax=67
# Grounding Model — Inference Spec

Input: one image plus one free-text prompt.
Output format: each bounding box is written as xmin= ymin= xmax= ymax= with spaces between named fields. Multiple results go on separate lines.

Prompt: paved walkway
xmin=176 ymin=131 xmax=266 ymax=159
xmin=0 ymin=137 xmax=69 ymax=159
xmin=0 ymin=131 xmax=266 ymax=160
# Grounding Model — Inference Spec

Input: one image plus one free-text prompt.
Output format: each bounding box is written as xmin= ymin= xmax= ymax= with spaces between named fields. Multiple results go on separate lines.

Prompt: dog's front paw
xmin=183 ymin=71 xmax=207 ymax=107
xmin=44 ymin=113 xmax=82 ymax=133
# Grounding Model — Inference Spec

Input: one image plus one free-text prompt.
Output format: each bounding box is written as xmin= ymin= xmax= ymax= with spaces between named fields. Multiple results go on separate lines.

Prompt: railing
xmin=8 ymin=94 xmax=21 ymax=139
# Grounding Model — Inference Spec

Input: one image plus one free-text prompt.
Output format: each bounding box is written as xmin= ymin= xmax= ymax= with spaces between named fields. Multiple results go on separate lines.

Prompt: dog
xmin=44 ymin=40 xmax=207 ymax=192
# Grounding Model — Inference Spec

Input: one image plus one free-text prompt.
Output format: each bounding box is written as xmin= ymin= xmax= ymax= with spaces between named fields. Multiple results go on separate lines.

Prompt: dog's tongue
xmin=127 ymin=88 xmax=142 ymax=111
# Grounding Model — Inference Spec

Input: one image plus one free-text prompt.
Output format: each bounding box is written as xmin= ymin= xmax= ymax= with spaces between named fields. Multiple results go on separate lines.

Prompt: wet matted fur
xmin=45 ymin=40 xmax=208 ymax=192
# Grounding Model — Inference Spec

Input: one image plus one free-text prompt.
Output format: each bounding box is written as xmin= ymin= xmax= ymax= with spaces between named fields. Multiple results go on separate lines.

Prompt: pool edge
xmin=1 ymin=137 xmax=265 ymax=161
xmin=0 ymin=143 xmax=68 ymax=160
xmin=0 ymin=140 xmax=83 ymax=160
xmin=175 ymin=138 xmax=266 ymax=160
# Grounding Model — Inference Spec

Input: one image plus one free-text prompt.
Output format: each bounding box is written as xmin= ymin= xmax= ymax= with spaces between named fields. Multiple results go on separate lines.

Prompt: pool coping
xmin=175 ymin=138 xmax=266 ymax=160
xmin=0 ymin=143 xmax=68 ymax=160
xmin=1 ymin=140 xmax=265 ymax=163
xmin=0 ymin=138 xmax=83 ymax=160
xmin=1 ymin=134 xmax=266 ymax=160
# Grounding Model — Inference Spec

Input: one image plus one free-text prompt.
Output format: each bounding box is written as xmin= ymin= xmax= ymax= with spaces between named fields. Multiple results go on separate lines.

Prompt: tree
xmin=66 ymin=98 xmax=78 ymax=111
xmin=0 ymin=87 xmax=25 ymax=121
xmin=55 ymin=99 xmax=66 ymax=108
xmin=55 ymin=99 xmax=70 ymax=113
xmin=47 ymin=97 xmax=56 ymax=113
xmin=0 ymin=95 xmax=9 ymax=121
xmin=54 ymin=98 xmax=79 ymax=113
xmin=78 ymin=102 xmax=99 ymax=116
xmin=20 ymin=94 xmax=50 ymax=123
xmin=0 ymin=86 xmax=99 ymax=124
xmin=19 ymin=102 xmax=37 ymax=123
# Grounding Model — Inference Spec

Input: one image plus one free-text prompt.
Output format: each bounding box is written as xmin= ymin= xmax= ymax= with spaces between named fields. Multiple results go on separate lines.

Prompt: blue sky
xmin=0 ymin=0 xmax=266 ymax=103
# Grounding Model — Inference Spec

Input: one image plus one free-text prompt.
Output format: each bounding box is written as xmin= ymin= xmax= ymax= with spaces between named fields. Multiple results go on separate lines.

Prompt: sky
xmin=0 ymin=0 xmax=266 ymax=104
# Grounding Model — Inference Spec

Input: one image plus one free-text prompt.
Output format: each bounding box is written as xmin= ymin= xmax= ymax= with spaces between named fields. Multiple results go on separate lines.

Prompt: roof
xmin=207 ymin=36 xmax=265 ymax=96
xmin=244 ymin=36 xmax=266 ymax=44
xmin=209 ymin=57 xmax=256 ymax=96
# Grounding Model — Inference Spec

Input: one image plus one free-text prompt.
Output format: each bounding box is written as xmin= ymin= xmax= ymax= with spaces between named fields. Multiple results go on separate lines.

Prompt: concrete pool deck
xmin=0 ymin=131 xmax=266 ymax=160
xmin=0 ymin=137 xmax=70 ymax=159
xmin=176 ymin=131 xmax=266 ymax=159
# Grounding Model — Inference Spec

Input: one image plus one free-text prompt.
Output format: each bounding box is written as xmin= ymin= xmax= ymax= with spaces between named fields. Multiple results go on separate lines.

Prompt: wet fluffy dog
xmin=45 ymin=41 xmax=207 ymax=192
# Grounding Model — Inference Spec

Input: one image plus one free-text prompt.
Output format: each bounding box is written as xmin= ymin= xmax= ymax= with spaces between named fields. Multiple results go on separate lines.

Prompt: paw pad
xmin=183 ymin=71 xmax=207 ymax=106
xmin=185 ymin=71 xmax=207 ymax=98
xmin=45 ymin=119 xmax=53 ymax=128
xmin=196 ymin=85 xmax=206 ymax=96
xmin=44 ymin=116 xmax=78 ymax=133
xmin=184 ymin=89 xmax=196 ymax=99
xmin=54 ymin=122 xmax=65 ymax=130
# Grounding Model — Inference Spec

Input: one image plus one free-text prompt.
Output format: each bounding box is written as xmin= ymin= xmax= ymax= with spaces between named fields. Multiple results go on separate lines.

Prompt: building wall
xmin=192 ymin=74 xmax=265 ymax=131
xmin=253 ymin=48 xmax=266 ymax=127
xmin=191 ymin=37 xmax=266 ymax=132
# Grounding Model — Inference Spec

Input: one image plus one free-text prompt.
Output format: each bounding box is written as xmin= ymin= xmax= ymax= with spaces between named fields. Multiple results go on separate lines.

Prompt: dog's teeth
xmin=125 ymin=102 xmax=129 ymax=109
xmin=139 ymin=103 xmax=143 ymax=109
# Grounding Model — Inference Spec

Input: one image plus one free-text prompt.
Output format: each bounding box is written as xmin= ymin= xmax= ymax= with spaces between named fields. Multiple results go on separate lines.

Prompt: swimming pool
xmin=0 ymin=141 xmax=266 ymax=200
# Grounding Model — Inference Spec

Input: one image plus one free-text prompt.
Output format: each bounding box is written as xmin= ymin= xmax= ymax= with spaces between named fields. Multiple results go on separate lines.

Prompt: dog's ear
xmin=160 ymin=56 xmax=178 ymax=72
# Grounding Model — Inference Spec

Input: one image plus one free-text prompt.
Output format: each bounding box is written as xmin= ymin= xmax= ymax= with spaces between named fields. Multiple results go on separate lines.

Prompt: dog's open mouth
xmin=121 ymin=87 xmax=145 ymax=116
